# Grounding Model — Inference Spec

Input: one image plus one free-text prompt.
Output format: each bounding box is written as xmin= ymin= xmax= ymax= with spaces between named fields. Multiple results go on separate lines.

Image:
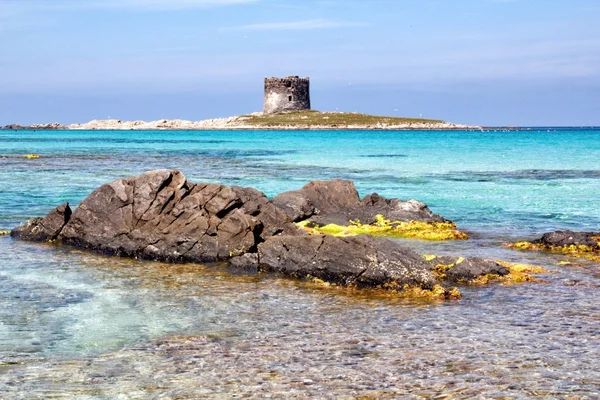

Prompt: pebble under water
xmin=1 ymin=128 xmax=599 ymax=398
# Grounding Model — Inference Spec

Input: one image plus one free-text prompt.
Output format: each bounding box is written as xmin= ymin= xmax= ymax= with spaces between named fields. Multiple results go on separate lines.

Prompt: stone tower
xmin=263 ymin=76 xmax=311 ymax=114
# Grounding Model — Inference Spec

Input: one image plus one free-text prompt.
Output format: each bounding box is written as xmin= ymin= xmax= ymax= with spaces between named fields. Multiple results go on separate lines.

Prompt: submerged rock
xmin=10 ymin=170 xmax=474 ymax=295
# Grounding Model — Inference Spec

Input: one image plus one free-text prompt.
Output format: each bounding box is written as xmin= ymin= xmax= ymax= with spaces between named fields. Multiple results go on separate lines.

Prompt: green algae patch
xmin=296 ymin=214 xmax=469 ymax=241
xmin=506 ymin=241 xmax=600 ymax=264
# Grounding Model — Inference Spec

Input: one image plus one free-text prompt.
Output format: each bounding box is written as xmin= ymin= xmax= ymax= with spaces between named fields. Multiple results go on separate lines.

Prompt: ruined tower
xmin=263 ymin=76 xmax=311 ymax=114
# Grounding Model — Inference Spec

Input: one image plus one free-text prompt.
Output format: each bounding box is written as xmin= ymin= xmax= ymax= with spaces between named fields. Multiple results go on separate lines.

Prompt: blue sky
xmin=1 ymin=0 xmax=599 ymax=126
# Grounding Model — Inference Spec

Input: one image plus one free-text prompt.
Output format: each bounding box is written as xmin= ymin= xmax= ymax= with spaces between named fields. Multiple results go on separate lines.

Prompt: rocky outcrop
xmin=10 ymin=170 xmax=502 ymax=295
xmin=51 ymin=170 xmax=293 ymax=262
xmin=11 ymin=203 xmax=72 ymax=242
xmin=532 ymin=231 xmax=600 ymax=250
xmin=3 ymin=123 xmax=65 ymax=130
xmin=273 ymin=179 xmax=444 ymax=226
xmin=3 ymin=124 xmax=24 ymax=130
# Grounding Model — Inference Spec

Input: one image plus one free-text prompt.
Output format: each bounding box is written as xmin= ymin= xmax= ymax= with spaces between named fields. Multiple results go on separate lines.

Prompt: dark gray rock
xmin=427 ymin=256 xmax=509 ymax=283
xmin=3 ymin=124 xmax=24 ymax=130
xmin=229 ymin=253 xmax=260 ymax=273
xmin=273 ymin=179 xmax=445 ymax=226
xmin=532 ymin=230 xmax=600 ymax=249
xmin=3 ymin=123 xmax=65 ymax=130
xmin=11 ymin=170 xmax=460 ymax=292
xmin=11 ymin=203 xmax=71 ymax=242
xmin=271 ymin=191 xmax=316 ymax=222
xmin=52 ymin=170 xmax=289 ymax=262
xmin=257 ymin=235 xmax=437 ymax=288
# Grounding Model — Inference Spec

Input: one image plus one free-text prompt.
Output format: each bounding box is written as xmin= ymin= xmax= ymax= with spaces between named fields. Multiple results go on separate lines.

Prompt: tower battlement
xmin=263 ymin=76 xmax=311 ymax=114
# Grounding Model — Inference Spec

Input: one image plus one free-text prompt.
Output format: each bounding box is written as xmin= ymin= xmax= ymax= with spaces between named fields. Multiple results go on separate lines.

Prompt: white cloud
xmin=0 ymin=0 xmax=259 ymax=31
xmin=86 ymin=0 xmax=260 ymax=10
xmin=1 ymin=0 xmax=260 ymax=12
xmin=230 ymin=18 xmax=368 ymax=31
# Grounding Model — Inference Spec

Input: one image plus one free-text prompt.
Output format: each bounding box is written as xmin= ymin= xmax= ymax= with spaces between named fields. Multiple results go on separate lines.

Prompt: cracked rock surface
xmin=12 ymin=170 xmax=453 ymax=290
xmin=257 ymin=235 xmax=437 ymax=288
xmin=273 ymin=178 xmax=445 ymax=225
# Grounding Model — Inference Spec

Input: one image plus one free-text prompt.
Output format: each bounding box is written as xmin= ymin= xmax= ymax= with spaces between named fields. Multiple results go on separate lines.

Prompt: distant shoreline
xmin=2 ymin=111 xmax=478 ymax=131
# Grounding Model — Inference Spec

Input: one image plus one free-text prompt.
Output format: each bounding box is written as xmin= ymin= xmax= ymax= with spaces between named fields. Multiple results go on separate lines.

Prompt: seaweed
xmin=296 ymin=214 xmax=468 ymax=241
xmin=506 ymin=240 xmax=600 ymax=264
xmin=426 ymin=255 xmax=548 ymax=286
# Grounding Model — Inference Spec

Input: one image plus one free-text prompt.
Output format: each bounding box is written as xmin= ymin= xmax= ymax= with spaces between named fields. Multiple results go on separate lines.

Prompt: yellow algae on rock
xmin=301 ymin=274 xmax=461 ymax=300
xmin=422 ymin=254 xmax=465 ymax=280
xmin=0 ymin=230 xmax=9 ymax=236
xmin=296 ymin=214 xmax=468 ymax=241
xmin=426 ymin=254 xmax=548 ymax=286
xmin=397 ymin=284 xmax=462 ymax=300
xmin=508 ymin=241 xmax=544 ymax=251
xmin=476 ymin=260 xmax=548 ymax=286
xmin=23 ymin=154 xmax=41 ymax=159
xmin=506 ymin=240 xmax=600 ymax=264
xmin=306 ymin=275 xmax=333 ymax=287
xmin=431 ymin=259 xmax=461 ymax=280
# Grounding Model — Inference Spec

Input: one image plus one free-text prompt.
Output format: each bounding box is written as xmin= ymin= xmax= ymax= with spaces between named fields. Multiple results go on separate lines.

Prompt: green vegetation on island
xmin=242 ymin=110 xmax=448 ymax=128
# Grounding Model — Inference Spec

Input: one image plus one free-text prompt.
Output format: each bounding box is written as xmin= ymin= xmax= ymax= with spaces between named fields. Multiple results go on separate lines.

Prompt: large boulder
xmin=273 ymin=179 xmax=445 ymax=225
xmin=22 ymin=170 xmax=290 ymax=262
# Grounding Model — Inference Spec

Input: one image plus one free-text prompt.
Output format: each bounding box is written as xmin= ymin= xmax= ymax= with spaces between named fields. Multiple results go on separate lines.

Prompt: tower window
xmin=288 ymin=96 xmax=292 ymax=101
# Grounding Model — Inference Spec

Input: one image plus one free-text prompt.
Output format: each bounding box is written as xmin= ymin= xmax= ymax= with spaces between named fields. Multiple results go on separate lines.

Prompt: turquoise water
xmin=1 ymin=129 xmax=599 ymax=398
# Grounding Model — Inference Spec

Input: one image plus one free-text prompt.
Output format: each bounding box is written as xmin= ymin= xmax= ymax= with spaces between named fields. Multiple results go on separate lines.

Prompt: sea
xmin=0 ymin=128 xmax=599 ymax=398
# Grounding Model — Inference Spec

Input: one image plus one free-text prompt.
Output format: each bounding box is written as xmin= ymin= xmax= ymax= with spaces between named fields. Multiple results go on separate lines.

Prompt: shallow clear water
xmin=1 ymin=129 xmax=599 ymax=398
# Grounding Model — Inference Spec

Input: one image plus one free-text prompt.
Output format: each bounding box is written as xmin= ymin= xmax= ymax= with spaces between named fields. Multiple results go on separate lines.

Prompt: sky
xmin=1 ymin=0 xmax=599 ymax=126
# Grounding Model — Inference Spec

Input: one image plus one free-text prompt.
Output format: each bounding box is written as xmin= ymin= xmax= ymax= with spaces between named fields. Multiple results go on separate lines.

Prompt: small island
xmin=2 ymin=76 xmax=477 ymax=131
xmin=2 ymin=111 xmax=475 ymax=131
